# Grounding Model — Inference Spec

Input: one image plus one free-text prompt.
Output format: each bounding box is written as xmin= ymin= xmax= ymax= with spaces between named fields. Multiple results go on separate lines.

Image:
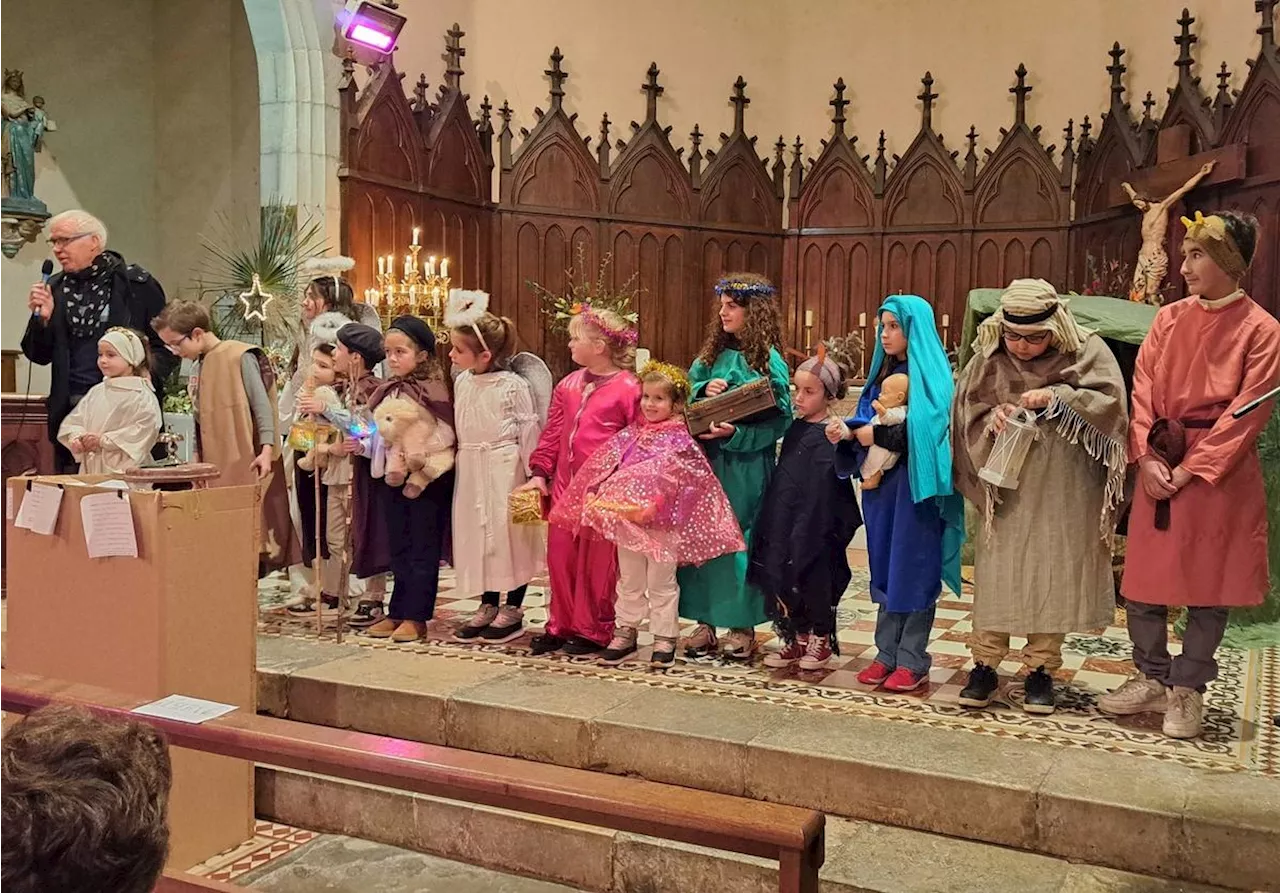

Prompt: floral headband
xmin=714 ymin=276 xmax=777 ymax=301
xmin=574 ymin=302 xmax=639 ymax=346
xmin=1181 ymin=211 xmax=1249 ymax=279
xmin=639 ymin=359 xmax=691 ymax=402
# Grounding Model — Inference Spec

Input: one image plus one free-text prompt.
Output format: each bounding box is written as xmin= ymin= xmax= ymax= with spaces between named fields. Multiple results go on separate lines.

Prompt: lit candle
xmin=427 ymin=255 xmax=437 ymax=277
xmin=404 ymin=255 xmax=411 ymax=278
xmin=804 ymin=309 xmax=814 ymax=327
xmin=941 ymin=313 xmax=950 ymax=328
xmin=858 ymin=312 xmax=867 ymax=327
xmin=412 ymin=227 xmax=420 ymax=247
xmin=440 ymin=258 xmax=449 ymax=279
xmin=377 ymin=256 xmax=385 ymax=276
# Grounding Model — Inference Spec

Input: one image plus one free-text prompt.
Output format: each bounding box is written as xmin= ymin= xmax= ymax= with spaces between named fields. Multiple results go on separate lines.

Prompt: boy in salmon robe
xmin=1101 ymin=211 xmax=1280 ymax=739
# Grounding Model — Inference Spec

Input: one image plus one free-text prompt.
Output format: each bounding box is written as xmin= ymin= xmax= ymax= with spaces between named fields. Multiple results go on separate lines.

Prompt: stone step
xmin=256 ymin=637 xmax=1280 ymax=892
xmin=235 ymin=829 xmax=586 ymax=892
xmin=255 ymin=766 xmax=1240 ymax=893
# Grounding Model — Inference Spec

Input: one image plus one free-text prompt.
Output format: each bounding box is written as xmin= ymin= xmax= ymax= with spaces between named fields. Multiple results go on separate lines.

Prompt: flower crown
xmin=714 ymin=276 xmax=777 ymax=301
xmin=639 ymin=360 xmax=692 ymax=402
xmin=574 ymin=302 xmax=639 ymax=346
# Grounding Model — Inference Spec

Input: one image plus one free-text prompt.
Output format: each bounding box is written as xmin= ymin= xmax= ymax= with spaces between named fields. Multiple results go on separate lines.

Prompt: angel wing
xmin=507 ymin=352 xmax=554 ymax=425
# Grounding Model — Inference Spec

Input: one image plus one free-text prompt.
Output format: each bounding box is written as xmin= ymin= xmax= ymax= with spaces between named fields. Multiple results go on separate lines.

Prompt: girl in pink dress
xmin=518 ymin=307 xmax=642 ymax=656
xmin=550 ymin=361 xmax=744 ymax=667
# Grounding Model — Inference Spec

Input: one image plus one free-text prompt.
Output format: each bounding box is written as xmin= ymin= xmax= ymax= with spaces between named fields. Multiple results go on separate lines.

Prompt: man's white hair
xmin=49 ymin=209 xmax=108 ymax=247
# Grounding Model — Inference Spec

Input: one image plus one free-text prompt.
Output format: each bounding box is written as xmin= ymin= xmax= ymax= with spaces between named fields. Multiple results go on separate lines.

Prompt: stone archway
xmin=241 ymin=0 xmax=342 ymax=244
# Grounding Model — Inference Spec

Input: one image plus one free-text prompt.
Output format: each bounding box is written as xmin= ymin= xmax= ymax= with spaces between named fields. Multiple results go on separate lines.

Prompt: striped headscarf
xmin=975 ymin=278 xmax=1091 ymax=358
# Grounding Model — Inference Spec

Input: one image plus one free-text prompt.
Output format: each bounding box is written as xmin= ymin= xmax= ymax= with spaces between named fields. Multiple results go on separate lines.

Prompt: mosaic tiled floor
xmin=259 ymin=560 xmax=1280 ymax=778
xmin=186 ymin=821 xmax=318 ymax=882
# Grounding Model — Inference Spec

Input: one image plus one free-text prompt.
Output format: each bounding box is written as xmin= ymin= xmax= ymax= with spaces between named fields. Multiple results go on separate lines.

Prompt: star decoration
xmin=239 ymin=273 xmax=274 ymax=323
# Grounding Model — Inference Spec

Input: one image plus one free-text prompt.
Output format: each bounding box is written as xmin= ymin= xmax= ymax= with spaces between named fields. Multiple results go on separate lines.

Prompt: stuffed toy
xmin=373 ymin=396 xmax=456 ymax=498
xmin=860 ymin=372 xmax=909 ymax=490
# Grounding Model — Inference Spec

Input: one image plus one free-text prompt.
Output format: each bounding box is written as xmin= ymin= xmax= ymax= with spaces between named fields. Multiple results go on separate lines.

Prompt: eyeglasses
xmin=162 ymin=334 xmax=191 ymax=354
xmin=46 ymin=232 xmax=92 ymax=249
xmin=1001 ymin=329 xmax=1052 ymax=345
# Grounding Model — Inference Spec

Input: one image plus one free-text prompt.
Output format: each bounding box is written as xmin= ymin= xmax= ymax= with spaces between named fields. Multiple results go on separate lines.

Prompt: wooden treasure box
xmin=685 ymin=378 xmax=779 ymax=437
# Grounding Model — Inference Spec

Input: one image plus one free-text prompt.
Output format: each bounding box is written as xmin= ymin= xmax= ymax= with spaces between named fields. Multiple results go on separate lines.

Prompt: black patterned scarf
xmin=58 ymin=251 xmax=122 ymax=340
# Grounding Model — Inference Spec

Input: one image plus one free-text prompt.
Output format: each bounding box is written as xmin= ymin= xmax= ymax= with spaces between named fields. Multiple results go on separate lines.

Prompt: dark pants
xmin=386 ymin=470 xmax=455 ymax=623
xmin=294 ymin=457 xmax=329 ymax=565
xmin=1126 ymin=599 xmax=1229 ymax=692
xmin=874 ymin=603 xmax=936 ymax=675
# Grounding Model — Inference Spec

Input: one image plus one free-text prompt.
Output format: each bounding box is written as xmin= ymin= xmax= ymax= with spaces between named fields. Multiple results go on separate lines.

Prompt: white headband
xmin=100 ymin=329 xmax=145 ymax=367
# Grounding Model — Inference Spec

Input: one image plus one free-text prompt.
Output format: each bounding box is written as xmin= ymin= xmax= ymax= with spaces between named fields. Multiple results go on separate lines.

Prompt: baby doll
xmin=859 ymin=372 xmax=909 ymax=489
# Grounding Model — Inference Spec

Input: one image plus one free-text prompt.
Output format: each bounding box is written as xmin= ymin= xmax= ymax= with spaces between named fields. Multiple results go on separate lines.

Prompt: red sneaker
xmin=763 ymin=636 xmax=808 ymax=668
xmin=883 ymin=667 xmax=928 ymax=692
xmin=856 ymin=660 xmax=891 ymax=686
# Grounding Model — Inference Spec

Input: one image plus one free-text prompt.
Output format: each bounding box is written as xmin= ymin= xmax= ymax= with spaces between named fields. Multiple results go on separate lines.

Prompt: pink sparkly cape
xmin=549 ymin=418 xmax=744 ymax=565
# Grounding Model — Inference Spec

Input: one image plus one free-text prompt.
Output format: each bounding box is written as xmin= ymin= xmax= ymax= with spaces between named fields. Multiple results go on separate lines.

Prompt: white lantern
xmin=979 ymin=407 xmax=1040 ymax=490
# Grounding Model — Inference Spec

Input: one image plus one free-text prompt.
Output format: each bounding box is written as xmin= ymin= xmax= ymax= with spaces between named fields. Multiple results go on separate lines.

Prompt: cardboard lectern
xmin=5 ymin=475 xmax=259 ymax=869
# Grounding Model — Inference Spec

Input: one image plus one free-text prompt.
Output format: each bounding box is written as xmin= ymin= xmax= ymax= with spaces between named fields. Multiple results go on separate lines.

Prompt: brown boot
xmin=392 ymin=620 xmax=426 ymax=643
xmin=365 ymin=618 xmax=398 ymax=638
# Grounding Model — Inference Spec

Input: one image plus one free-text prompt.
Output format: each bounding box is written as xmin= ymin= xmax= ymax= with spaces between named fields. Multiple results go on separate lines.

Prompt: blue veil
xmin=854 ymin=295 xmax=964 ymax=596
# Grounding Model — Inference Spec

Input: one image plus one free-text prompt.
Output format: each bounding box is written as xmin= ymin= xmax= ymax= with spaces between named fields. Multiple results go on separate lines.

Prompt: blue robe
xmin=836 ymin=363 xmax=949 ymax=613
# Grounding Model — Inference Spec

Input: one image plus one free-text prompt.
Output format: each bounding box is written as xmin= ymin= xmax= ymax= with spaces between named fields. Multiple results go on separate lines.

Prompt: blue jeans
xmin=873 ymin=604 xmax=936 ymax=675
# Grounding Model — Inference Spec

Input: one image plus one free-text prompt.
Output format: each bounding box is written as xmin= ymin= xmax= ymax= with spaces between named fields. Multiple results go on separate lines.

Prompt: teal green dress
xmin=677 ymin=346 xmax=793 ymax=628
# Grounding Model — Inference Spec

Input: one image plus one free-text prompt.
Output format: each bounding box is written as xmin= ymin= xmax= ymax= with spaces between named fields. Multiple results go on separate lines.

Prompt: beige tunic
xmin=57 ymin=376 xmax=161 ymax=474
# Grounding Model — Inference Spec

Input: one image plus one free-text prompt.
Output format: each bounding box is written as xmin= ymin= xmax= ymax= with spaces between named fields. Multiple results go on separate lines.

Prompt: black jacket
xmin=20 ymin=252 xmax=176 ymax=463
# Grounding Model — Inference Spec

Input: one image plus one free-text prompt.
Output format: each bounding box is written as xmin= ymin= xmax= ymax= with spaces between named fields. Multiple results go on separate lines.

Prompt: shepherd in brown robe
xmin=952 ymin=279 xmax=1128 ymax=716
xmin=153 ymin=301 xmax=297 ymax=574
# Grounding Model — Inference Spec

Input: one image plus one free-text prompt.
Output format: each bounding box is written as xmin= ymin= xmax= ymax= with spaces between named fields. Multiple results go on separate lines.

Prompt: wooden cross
xmin=413 ymin=74 xmax=428 ymax=110
xmin=729 ymin=76 xmax=750 ymax=134
xmin=642 ymin=63 xmax=663 ymax=123
xmin=443 ymin=23 xmax=466 ymax=90
xmin=1106 ymin=42 xmax=1126 ymax=106
xmin=1010 ymin=63 xmax=1032 ymax=126
xmin=830 ymin=78 xmax=849 ymax=134
xmin=545 ymin=47 xmax=567 ymax=107
xmin=918 ymin=72 xmax=937 ymax=131
xmin=479 ymin=95 xmax=492 ymax=125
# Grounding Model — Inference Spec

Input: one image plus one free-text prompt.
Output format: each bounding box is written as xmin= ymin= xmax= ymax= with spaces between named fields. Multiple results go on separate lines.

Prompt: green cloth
xmin=958 ymin=290 xmax=1157 ymax=369
xmin=677 ymin=346 xmax=793 ymax=628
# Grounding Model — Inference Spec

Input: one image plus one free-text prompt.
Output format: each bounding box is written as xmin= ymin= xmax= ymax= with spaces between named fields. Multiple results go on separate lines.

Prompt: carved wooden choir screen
xmin=338 ymin=5 xmax=1280 ymax=366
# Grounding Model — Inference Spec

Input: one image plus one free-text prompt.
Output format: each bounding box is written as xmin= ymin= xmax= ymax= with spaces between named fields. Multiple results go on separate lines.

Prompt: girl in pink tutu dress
xmin=551 ymin=361 xmax=744 ymax=667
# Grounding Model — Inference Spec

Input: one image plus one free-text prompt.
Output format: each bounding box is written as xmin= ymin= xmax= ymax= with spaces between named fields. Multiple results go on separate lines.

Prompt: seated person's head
xmin=2 ymin=706 xmax=172 ymax=893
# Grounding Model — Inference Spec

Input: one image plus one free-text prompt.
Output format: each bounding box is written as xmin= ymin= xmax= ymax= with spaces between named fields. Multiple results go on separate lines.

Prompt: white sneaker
xmin=1098 ymin=674 xmax=1168 ymax=715
xmin=1162 ymin=686 xmax=1204 ymax=739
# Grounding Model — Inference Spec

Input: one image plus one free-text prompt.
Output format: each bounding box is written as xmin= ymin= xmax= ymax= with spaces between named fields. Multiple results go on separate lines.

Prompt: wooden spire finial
xmin=730 ymin=76 xmax=750 ymax=134
xmin=546 ymin=47 xmax=568 ymax=109
xmin=1107 ymin=42 xmax=1127 ymax=107
xmin=1259 ymin=0 xmax=1277 ymax=56
xmin=443 ymin=23 xmax=466 ymax=90
xmin=918 ymin=72 xmax=938 ymax=131
xmin=1174 ymin=8 xmax=1199 ymax=81
xmin=830 ymin=78 xmax=849 ymax=135
xmin=642 ymin=63 xmax=664 ymax=124
xmin=1010 ymin=64 xmax=1032 ymax=126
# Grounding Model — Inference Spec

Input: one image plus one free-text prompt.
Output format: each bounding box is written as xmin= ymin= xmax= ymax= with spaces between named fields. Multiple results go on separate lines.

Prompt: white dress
xmin=57 ymin=376 xmax=162 ymax=474
xmin=451 ymin=370 xmax=546 ymax=594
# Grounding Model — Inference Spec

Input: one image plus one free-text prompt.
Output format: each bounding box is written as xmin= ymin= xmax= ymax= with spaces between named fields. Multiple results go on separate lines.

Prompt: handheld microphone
xmin=33 ymin=259 xmax=54 ymax=320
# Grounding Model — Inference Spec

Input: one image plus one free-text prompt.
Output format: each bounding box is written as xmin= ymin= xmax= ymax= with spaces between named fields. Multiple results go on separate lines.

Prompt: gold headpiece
xmin=1180 ymin=210 xmax=1249 ymax=279
xmin=639 ymin=360 xmax=692 ymax=402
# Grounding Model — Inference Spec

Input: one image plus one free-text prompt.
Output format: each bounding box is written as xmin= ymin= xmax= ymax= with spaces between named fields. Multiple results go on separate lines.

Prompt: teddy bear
xmin=373 ymin=396 xmax=456 ymax=499
xmin=296 ymin=384 xmax=341 ymax=473
xmin=859 ymin=372 xmax=909 ymax=490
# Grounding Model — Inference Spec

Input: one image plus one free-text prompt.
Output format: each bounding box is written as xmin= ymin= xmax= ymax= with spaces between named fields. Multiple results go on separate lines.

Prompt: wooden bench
xmin=3 ymin=672 xmax=825 ymax=893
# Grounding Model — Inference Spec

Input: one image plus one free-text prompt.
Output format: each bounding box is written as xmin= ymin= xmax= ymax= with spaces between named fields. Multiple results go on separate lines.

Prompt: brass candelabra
xmin=362 ymin=228 xmax=451 ymax=335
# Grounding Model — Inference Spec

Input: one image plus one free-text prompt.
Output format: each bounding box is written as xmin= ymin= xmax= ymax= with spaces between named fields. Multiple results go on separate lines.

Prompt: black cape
xmin=748 ymin=419 xmax=862 ymax=646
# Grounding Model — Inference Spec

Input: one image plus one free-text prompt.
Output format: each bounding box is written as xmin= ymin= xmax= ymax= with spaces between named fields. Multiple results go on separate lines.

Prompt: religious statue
xmin=2 ymin=69 xmax=54 ymax=211
xmin=1121 ymin=160 xmax=1215 ymax=305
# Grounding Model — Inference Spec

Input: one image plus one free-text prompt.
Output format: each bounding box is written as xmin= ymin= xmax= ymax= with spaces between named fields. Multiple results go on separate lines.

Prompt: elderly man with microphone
xmin=22 ymin=209 xmax=174 ymax=472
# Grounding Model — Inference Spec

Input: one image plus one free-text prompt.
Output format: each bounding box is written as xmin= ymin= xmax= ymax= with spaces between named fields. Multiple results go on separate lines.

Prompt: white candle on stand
xmin=412 ymin=227 xmax=420 ymax=247
xmin=804 ymin=309 xmax=814 ymax=327
xmin=404 ymin=255 xmax=411 ymax=278
xmin=427 ymin=256 xmax=437 ymax=276
xmin=440 ymin=258 xmax=449 ymax=279
xmin=942 ymin=313 xmax=950 ymax=328
xmin=859 ymin=312 xmax=867 ymax=327
xmin=377 ymin=256 xmax=385 ymax=277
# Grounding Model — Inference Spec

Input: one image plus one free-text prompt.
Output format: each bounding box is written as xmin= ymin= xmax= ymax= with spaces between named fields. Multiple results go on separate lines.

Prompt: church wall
xmin=1 ymin=0 xmax=259 ymax=394
xmin=391 ymin=0 xmax=1259 ymax=208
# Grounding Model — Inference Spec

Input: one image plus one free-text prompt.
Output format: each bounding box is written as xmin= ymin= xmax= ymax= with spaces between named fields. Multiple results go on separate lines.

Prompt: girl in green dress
xmin=679 ymin=273 xmax=793 ymax=660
